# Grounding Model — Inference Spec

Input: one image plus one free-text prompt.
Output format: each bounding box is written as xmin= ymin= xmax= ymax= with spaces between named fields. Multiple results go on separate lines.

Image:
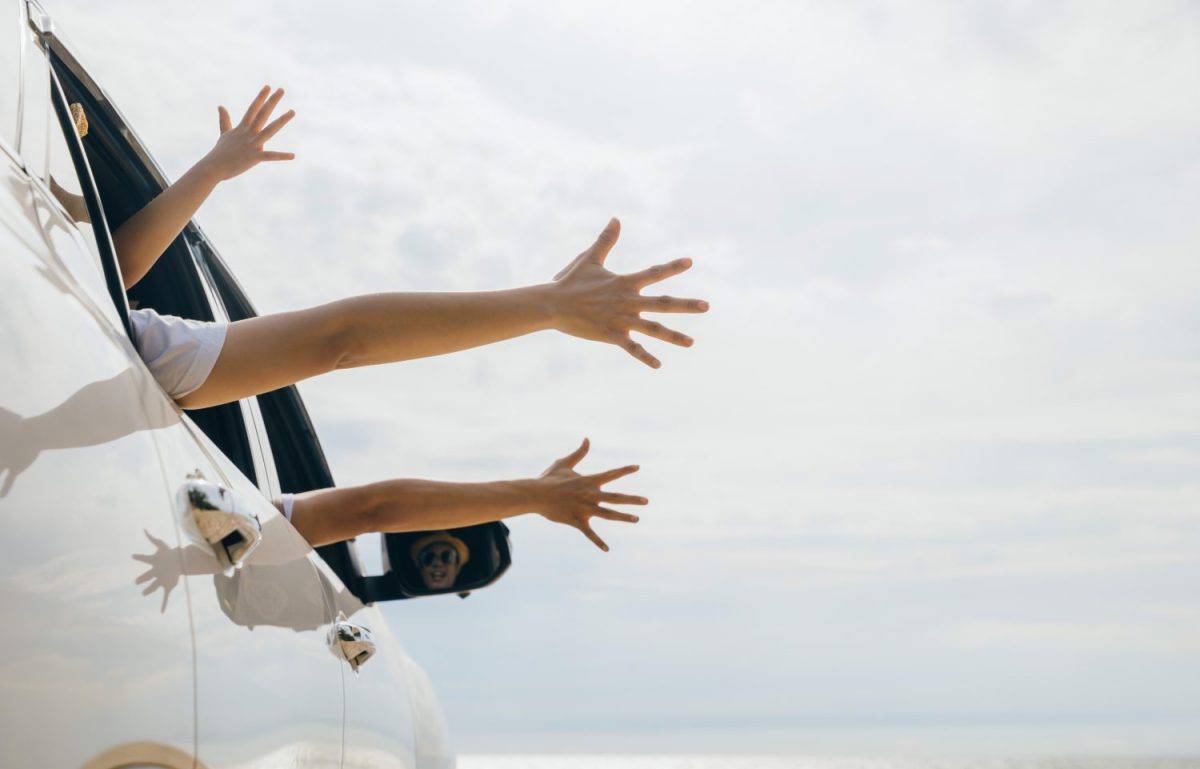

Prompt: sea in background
xmin=459 ymin=757 xmax=1200 ymax=769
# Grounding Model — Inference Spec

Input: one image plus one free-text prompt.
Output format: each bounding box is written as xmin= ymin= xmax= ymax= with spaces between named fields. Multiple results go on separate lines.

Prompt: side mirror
xmin=358 ymin=522 xmax=512 ymax=602
xmin=181 ymin=473 xmax=262 ymax=571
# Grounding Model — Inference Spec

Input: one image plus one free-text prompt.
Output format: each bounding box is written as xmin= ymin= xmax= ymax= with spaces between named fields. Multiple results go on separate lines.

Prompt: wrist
xmin=522 ymin=283 xmax=562 ymax=332
xmin=510 ymin=477 xmax=550 ymax=514
xmin=190 ymin=154 xmax=227 ymax=187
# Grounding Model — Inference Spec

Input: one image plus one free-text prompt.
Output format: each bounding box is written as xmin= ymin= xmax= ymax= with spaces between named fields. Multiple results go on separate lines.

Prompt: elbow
xmin=321 ymin=308 xmax=367 ymax=371
xmin=357 ymin=485 xmax=387 ymax=537
xmin=110 ymin=235 xmax=141 ymax=291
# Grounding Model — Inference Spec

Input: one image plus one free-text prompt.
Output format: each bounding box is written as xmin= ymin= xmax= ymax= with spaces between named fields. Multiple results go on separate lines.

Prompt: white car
xmin=1 ymin=2 xmax=510 ymax=766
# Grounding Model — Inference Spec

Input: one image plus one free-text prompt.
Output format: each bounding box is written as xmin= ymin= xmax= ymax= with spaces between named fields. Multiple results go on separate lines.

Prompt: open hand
xmin=0 ymin=407 xmax=35 ymax=497
xmin=200 ymin=85 xmax=296 ymax=182
xmin=531 ymin=438 xmax=646 ymax=551
xmin=552 ymin=218 xmax=709 ymax=368
xmin=132 ymin=530 xmax=182 ymax=613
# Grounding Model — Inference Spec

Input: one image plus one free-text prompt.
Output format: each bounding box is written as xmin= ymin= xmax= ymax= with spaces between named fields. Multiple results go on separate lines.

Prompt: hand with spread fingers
xmin=110 ymin=84 xmax=298 ymax=287
xmin=270 ymin=438 xmax=646 ymax=552
xmin=132 ymin=530 xmax=182 ymax=613
xmin=199 ymin=84 xmax=296 ymax=182
xmin=551 ymin=218 xmax=710 ymax=368
xmin=530 ymin=438 xmax=646 ymax=551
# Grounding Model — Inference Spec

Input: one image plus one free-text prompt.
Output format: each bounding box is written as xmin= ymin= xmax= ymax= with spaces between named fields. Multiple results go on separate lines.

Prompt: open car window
xmin=42 ymin=27 xmax=365 ymax=595
xmin=47 ymin=48 xmax=261 ymax=488
xmin=46 ymin=80 xmax=104 ymax=275
xmin=42 ymin=66 xmax=130 ymax=337
xmin=200 ymin=246 xmax=367 ymax=596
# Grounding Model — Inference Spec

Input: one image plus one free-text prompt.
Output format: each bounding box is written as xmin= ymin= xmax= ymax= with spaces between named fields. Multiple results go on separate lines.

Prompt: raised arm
xmin=113 ymin=85 xmax=295 ymax=288
xmin=179 ymin=218 xmax=709 ymax=409
xmin=284 ymin=438 xmax=644 ymax=551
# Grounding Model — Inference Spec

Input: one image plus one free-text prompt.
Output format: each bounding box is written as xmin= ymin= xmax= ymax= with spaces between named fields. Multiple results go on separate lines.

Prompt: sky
xmin=48 ymin=0 xmax=1200 ymax=755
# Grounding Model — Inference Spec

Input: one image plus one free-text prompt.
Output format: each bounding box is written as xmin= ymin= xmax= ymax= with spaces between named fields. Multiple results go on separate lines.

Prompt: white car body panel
xmin=143 ymin=398 xmax=348 ymax=768
xmin=0 ymin=1 xmax=456 ymax=766
xmin=340 ymin=598 xmax=420 ymax=769
xmin=0 ymin=146 xmax=196 ymax=768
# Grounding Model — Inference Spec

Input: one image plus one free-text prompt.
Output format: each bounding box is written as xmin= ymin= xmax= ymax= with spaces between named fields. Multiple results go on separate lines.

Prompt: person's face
xmin=418 ymin=542 xmax=461 ymax=589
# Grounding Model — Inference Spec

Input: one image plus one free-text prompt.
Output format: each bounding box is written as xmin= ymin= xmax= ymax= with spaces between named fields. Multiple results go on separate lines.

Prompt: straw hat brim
xmin=409 ymin=531 xmax=470 ymax=568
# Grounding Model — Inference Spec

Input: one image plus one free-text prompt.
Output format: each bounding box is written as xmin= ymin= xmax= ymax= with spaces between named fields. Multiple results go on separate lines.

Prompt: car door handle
xmin=182 ymin=471 xmax=263 ymax=570
xmin=329 ymin=617 xmax=375 ymax=672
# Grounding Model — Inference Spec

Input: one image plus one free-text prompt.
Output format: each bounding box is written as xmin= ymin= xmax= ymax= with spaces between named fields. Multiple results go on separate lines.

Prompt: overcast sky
xmin=51 ymin=0 xmax=1200 ymax=755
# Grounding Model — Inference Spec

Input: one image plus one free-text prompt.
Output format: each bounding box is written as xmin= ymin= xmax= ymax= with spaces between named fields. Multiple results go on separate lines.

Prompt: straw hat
xmin=69 ymin=103 xmax=88 ymax=137
xmin=409 ymin=531 xmax=469 ymax=567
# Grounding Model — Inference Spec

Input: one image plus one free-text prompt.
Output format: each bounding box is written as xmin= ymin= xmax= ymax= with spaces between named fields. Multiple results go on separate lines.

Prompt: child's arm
xmin=49 ymin=176 xmax=91 ymax=224
xmin=179 ymin=218 xmax=708 ymax=409
xmin=113 ymin=85 xmax=295 ymax=288
xmin=283 ymin=439 xmax=644 ymax=551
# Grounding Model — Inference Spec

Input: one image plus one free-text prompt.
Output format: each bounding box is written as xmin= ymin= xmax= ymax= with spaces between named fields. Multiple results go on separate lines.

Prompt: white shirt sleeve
xmin=129 ymin=308 xmax=228 ymax=400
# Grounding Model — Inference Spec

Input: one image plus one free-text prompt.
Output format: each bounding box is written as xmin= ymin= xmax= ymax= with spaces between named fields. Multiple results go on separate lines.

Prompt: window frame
xmin=48 ymin=49 xmax=266 ymax=492
xmin=200 ymin=242 xmax=367 ymax=597
xmin=46 ymin=63 xmax=130 ymax=336
xmin=38 ymin=15 xmax=367 ymax=596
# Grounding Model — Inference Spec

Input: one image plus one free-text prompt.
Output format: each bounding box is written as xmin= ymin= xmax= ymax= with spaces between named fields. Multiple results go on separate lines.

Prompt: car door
xmin=196 ymin=236 xmax=421 ymax=769
xmin=200 ymin=254 xmax=419 ymax=768
xmin=115 ymin=121 xmax=347 ymax=769
xmin=132 ymin=190 xmax=346 ymax=769
xmin=29 ymin=15 xmax=348 ymax=762
xmin=143 ymin=392 xmax=348 ymax=768
xmin=314 ymin=559 xmax=420 ymax=769
xmin=114 ymin=193 xmax=347 ymax=766
xmin=0 ymin=33 xmax=194 ymax=769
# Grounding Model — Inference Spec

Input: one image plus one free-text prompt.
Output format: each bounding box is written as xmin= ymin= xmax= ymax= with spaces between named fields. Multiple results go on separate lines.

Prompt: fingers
xmin=239 ymin=85 xmax=271 ymax=126
xmin=598 ymin=491 xmax=648 ymax=505
xmin=589 ymin=464 xmax=640 ymax=485
xmin=631 ymin=318 xmax=692 ymax=347
xmin=579 ymin=523 xmax=609 ymax=552
xmin=594 ymin=506 xmax=640 ymax=523
xmin=218 ymin=106 xmax=233 ymax=134
xmin=134 ymin=567 xmax=152 ymax=582
xmin=624 ymin=257 xmax=692 ymax=288
xmin=256 ymin=109 xmax=295 ymax=144
xmin=588 ymin=217 xmax=621 ymax=265
xmin=607 ymin=332 xmax=660 ymax=368
xmin=556 ymin=437 xmax=590 ymax=470
xmin=638 ymin=295 xmax=709 ymax=314
xmin=259 ymin=151 xmax=296 ymax=161
xmin=623 ymin=336 xmax=661 ymax=369
xmin=251 ymin=87 xmax=286 ymax=131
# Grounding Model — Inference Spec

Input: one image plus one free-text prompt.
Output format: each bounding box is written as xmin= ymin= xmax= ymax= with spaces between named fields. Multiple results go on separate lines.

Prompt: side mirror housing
xmin=358 ymin=522 xmax=512 ymax=602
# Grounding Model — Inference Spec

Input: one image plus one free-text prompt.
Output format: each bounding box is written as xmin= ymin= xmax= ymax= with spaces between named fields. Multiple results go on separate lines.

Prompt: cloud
xmin=941 ymin=617 xmax=1200 ymax=653
xmin=46 ymin=0 xmax=1200 ymax=753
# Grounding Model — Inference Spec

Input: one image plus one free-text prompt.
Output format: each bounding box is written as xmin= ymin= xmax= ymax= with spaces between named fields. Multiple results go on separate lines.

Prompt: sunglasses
xmin=420 ymin=549 xmax=457 ymax=567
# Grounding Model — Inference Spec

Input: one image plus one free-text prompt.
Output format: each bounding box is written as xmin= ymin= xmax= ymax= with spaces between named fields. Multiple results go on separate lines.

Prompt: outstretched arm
xmin=284 ymin=438 xmax=644 ymax=551
xmin=113 ymin=85 xmax=295 ymax=288
xmin=179 ymin=218 xmax=709 ymax=409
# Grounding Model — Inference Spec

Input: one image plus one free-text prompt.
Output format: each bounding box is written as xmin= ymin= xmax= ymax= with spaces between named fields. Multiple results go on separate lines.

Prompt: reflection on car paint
xmin=132 ymin=514 xmax=367 ymax=632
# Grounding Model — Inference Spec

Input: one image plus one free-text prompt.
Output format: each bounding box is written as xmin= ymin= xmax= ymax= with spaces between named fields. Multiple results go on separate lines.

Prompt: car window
xmin=0 ymin=0 xmax=21 ymax=149
xmin=200 ymin=248 xmax=366 ymax=591
xmin=44 ymin=78 xmax=107 ymax=284
xmin=46 ymin=52 xmax=267 ymax=493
